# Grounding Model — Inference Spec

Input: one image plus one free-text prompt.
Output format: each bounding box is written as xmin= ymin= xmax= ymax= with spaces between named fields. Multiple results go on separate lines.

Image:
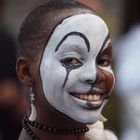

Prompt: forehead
xmin=43 ymin=13 xmax=109 ymax=55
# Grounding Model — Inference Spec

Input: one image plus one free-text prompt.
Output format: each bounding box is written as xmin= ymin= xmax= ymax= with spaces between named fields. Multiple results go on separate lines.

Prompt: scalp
xmin=17 ymin=0 xmax=96 ymax=61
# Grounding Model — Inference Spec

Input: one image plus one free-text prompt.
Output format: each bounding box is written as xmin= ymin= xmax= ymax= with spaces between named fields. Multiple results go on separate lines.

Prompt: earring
xmin=28 ymin=87 xmax=37 ymax=121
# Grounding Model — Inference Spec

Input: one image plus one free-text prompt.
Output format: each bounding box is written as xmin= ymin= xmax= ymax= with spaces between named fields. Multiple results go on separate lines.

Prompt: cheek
xmin=40 ymin=60 xmax=66 ymax=93
xmin=105 ymin=71 xmax=115 ymax=93
xmin=100 ymin=68 xmax=115 ymax=94
xmin=64 ymin=68 xmax=81 ymax=88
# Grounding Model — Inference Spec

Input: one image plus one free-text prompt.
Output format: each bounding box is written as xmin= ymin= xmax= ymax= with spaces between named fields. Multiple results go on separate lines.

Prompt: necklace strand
xmin=23 ymin=115 xmax=89 ymax=139
xmin=23 ymin=118 xmax=39 ymax=140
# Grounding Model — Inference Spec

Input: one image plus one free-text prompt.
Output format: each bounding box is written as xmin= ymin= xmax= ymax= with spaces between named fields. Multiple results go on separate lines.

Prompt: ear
xmin=16 ymin=57 xmax=33 ymax=86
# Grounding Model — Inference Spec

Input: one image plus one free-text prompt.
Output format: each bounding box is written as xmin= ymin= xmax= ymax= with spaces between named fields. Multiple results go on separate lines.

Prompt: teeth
xmin=73 ymin=94 xmax=101 ymax=101
xmin=80 ymin=94 xmax=84 ymax=99
xmin=88 ymin=95 xmax=93 ymax=100
xmin=84 ymin=95 xmax=88 ymax=100
xmin=93 ymin=95 xmax=100 ymax=100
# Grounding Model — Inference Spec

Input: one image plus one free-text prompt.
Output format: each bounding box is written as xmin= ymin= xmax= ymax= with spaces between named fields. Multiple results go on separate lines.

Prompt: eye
xmin=60 ymin=57 xmax=82 ymax=69
xmin=97 ymin=58 xmax=111 ymax=67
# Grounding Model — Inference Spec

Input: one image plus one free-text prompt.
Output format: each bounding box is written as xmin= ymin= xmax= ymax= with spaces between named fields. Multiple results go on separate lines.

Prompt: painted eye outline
xmin=60 ymin=57 xmax=83 ymax=69
xmin=97 ymin=58 xmax=111 ymax=67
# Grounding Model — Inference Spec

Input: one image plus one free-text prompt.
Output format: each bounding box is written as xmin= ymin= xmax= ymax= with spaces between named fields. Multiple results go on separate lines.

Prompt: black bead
xmin=48 ymin=128 xmax=51 ymax=132
xmin=23 ymin=116 xmax=89 ymax=137
xmin=42 ymin=126 xmax=47 ymax=130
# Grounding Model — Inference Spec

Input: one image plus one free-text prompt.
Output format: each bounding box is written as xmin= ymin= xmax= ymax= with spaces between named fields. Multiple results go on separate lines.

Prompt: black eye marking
xmin=61 ymin=57 xmax=83 ymax=88
xmin=55 ymin=32 xmax=90 ymax=52
xmin=62 ymin=68 xmax=71 ymax=88
xmin=60 ymin=57 xmax=83 ymax=69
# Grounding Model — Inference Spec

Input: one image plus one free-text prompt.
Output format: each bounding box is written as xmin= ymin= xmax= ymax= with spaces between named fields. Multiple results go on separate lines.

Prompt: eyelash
xmin=60 ymin=55 xmax=111 ymax=69
xmin=97 ymin=58 xmax=111 ymax=67
xmin=60 ymin=57 xmax=83 ymax=69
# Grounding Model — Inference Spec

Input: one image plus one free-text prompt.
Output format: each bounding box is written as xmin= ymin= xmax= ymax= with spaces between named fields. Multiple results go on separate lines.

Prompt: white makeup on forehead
xmin=40 ymin=13 xmax=113 ymax=123
xmin=46 ymin=13 xmax=109 ymax=56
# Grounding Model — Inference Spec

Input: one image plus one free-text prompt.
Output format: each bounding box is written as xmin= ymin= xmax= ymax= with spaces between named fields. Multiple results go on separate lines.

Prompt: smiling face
xmin=40 ymin=13 xmax=115 ymax=124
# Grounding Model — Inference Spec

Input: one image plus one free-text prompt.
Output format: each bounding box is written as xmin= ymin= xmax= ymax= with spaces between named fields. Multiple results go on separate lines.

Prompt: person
xmin=16 ymin=0 xmax=117 ymax=140
xmin=114 ymin=0 xmax=140 ymax=139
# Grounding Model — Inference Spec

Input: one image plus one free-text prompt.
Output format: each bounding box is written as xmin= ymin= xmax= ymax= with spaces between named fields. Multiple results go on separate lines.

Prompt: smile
xmin=69 ymin=88 xmax=108 ymax=110
xmin=71 ymin=94 xmax=102 ymax=101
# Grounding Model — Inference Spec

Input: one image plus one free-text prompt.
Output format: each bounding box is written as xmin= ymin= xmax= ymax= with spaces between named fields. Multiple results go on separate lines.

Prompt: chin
xmin=70 ymin=100 xmax=108 ymax=124
xmin=77 ymin=112 xmax=100 ymax=125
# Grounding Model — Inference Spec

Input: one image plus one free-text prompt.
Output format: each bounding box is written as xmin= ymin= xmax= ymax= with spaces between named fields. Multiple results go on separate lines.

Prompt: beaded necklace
xmin=23 ymin=116 xmax=89 ymax=140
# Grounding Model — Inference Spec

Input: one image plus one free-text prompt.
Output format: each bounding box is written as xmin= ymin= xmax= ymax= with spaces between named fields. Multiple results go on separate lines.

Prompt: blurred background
xmin=1 ymin=0 xmax=140 ymax=140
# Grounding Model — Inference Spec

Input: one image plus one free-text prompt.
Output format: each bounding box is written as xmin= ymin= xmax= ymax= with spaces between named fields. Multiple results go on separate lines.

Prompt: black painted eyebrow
xmin=55 ymin=31 xmax=90 ymax=52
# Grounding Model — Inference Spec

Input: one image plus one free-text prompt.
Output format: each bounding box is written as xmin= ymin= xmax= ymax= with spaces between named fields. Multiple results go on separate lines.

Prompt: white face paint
xmin=40 ymin=14 xmax=115 ymax=124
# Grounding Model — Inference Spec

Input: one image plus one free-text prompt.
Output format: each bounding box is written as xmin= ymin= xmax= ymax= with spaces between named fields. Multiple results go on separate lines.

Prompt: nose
xmin=86 ymin=78 xmax=98 ymax=85
xmin=80 ymin=63 xmax=99 ymax=85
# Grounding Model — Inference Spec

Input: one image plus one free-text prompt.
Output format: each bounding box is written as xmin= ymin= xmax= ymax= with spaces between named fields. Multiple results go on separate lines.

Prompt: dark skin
xmin=16 ymin=8 xmax=114 ymax=140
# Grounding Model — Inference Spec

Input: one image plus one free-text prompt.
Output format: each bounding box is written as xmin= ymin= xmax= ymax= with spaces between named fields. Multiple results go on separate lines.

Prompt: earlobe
xmin=16 ymin=57 xmax=33 ymax=86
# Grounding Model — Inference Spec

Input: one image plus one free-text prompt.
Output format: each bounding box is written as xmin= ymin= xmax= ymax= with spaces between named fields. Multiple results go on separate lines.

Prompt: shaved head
xmin=17 ymin=0 xmax=96 ymax=60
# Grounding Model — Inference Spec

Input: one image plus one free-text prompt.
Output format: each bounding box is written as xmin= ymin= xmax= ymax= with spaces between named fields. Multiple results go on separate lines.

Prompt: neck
xmin=27 ymin=89 xmax=87 ymax=130
xmin=22 ymin=116 xmax=87 ymax=140
xmin=25 ymin=87 xmax=90 ymax=139
xmin=32 ymin=100 xmax=87 ymax=130
xmin=24 ymin=102 xmax=88 ymax=140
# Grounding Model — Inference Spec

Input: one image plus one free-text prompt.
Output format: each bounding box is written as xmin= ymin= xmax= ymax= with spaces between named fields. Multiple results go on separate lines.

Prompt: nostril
xmin=80 ymin=67 xmax=99 ymax=84
xmin=86 ymin=80 xmax=95 ymax=85
xmin=85 ymin=73 xmax=99 ymax=85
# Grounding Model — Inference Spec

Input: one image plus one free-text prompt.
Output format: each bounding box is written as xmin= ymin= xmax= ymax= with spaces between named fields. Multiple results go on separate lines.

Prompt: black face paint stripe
xmin=98 ymin=33 xmax=110 ymax=56
xmin=55 ymin=32 xmax=90 ymax=52
xmin=62 ymin=68 xmax=71 ymax=88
